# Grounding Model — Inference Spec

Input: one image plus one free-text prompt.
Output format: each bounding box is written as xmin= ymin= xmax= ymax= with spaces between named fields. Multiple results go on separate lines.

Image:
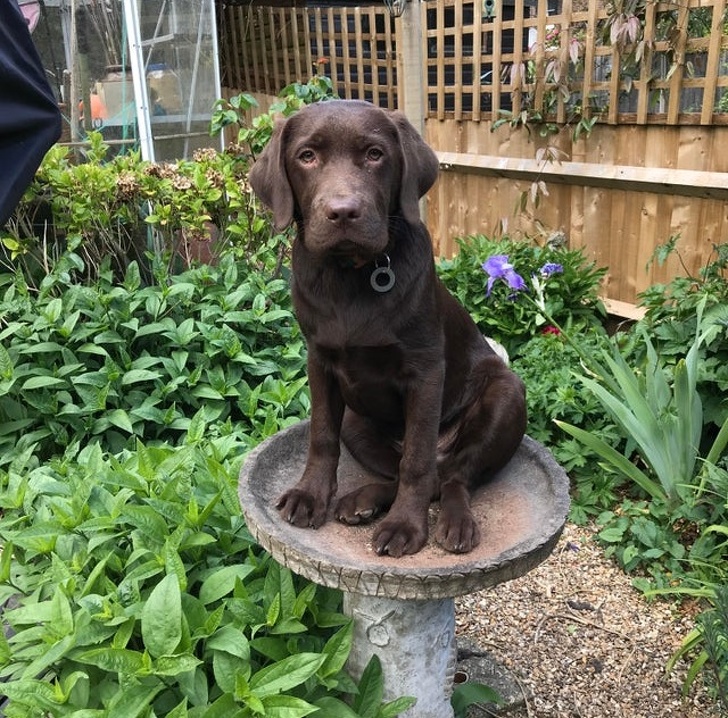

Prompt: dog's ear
xmin=249 ymin=117 xmax=294 ymax=230
xmin=389 ymin=111 xmax=440 ymax=224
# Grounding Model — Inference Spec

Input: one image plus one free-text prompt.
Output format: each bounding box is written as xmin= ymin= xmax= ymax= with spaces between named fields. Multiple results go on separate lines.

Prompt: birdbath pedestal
xmin=238 ymin=420 xmax=570 ymax=718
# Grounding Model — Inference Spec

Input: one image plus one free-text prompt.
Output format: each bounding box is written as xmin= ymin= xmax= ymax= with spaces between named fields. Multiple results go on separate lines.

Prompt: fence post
xmin=396 ymin=0 xmax=426 ymax=134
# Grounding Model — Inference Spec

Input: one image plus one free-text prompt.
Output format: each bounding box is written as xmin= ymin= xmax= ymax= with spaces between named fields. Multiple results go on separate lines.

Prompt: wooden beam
xmin=436 ymin=151 xmax=728 ymax=201
xmin=601 ymin=298 xmax=647 ymax=322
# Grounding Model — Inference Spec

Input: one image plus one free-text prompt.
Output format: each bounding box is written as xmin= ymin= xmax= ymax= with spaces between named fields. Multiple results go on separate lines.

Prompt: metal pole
xmin=122 ymin=0 xmax=155 ymax=161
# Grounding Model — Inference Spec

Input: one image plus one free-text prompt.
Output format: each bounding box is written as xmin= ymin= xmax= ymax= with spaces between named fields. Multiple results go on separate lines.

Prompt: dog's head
xmin=249 ymin=100 xmax=439 ymax=258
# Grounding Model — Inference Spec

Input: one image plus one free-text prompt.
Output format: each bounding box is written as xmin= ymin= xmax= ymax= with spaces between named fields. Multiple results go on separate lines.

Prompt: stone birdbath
xmin=238 ymin=420 xmax=570 ymax=718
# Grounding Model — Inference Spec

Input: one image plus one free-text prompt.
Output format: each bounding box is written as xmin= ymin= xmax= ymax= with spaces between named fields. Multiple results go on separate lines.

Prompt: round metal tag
xmin=370 ymin=255 xmax=396 ymax=293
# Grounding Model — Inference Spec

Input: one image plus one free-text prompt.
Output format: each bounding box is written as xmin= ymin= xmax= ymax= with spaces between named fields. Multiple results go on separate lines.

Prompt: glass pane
xmin=138 ymin=0 xmax=221 ymax=160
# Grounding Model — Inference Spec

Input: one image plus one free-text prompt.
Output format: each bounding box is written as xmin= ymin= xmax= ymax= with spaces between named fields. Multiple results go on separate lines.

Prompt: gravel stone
xmin=455 ymin=523 xmax=720 ymax=717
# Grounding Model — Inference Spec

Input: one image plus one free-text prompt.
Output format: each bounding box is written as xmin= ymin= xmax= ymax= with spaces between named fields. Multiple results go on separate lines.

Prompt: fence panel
xmin=221 ymin=1 xmax=398 ymax=108
xmin=422 ymin=0 xmax=728 ymax=125
xmin=219 ymin=1 xmax=728 ymax=310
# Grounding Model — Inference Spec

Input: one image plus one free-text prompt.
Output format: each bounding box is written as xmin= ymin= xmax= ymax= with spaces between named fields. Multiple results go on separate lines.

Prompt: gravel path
xmin=455 ymin=523 xmax=720 ymax=718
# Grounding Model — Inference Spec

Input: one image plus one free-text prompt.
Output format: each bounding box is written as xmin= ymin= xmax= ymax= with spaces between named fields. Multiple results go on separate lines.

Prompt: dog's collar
xmin=336 ymin=253 xmax=396 ymax=293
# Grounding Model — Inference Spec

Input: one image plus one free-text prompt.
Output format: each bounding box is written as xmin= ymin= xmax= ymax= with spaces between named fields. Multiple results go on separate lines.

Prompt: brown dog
xmin=249 ymin=100 xmax=526 ymax=557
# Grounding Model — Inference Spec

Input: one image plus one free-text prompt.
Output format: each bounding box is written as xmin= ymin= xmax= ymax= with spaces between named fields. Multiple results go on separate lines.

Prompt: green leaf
xmin=259 ymin=694 xmax=320 ymax=717
xmin=352 ymin=654 xmax=384 ymax=718
xmin=313 ymin=696 xmax=362 ymax=718
xmin=74 ymin=647 xmax=148 ymax=674
xmin=122 ymin=368 xmax=163 ymax=385
xmin=107 ymin=683 xmax=163 ymax=718
xmin=555 ymin=420 xmax=666 ymax=502
xmin=199 ymin=564 xmax=255 ymax=605
xmin=51 ymin=588 xmax=74 ymax=637
xmin=107 ymin=409 xmax=135 ymax=434
xmin=22 ymin=375 xmax=67 ymax=390
xmin=0 ymin=541 xmax=13 ymax=582
xmin=154 ymin=654 xmax=203 ymax=676
xmin=319 ymin=621 xmax=353 ymax=678
xmin=451 ymin=681 xmax=501 ymax=716
xmin=380 ymin=695 xmax=418 ymax=717
xmin=206 ymin=625 xmax=250 ymax=659
xmin=249 ymin=652 xmax=327 ymax=698
xmin=141 ymin=573 xmax=182 ymax=658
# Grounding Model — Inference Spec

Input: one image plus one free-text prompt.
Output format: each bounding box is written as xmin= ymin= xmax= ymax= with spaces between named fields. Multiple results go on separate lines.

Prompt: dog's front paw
xmin=276 ymin=489 xmax=328 ymax=529
xmin=372 ymin=516 xmax=427 ymax=557
xmin=434 ymin=509 xmax=481 ymax=554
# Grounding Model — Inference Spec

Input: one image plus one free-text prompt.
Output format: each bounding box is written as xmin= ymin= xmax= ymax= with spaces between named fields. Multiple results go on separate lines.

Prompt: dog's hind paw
xmin=335 ymin=482 xmax=396 ymax=526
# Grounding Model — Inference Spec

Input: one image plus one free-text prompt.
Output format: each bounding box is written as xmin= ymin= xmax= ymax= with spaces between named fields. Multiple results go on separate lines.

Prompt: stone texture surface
xmin=238 ymin=419 xmax=570 ymax=600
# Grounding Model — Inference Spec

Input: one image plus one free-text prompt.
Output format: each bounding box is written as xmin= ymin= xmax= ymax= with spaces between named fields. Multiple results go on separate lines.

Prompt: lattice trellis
xmin=424 ymin=0 xmax=728 ymax=125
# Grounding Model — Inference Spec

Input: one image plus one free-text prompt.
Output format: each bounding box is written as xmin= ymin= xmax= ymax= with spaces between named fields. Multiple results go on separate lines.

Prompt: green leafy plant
xmin=0 ymin=250 xmax=308 ymax=460
xmin=556 ymin=306 xmax=728 ymax=509
xmin=210 ymin=74 xmax=337 ymax=163
xmin=0 ymin=425 xmax=411 ymax=717
xmin=638 ymin=237 xmax=728 ymax=431
xmin=437 ymin=234 xmax=607 ymax=358
xmin=511 ymin=330 xmax=624 ymax=523
xmin=1 ymin=132 xmax=284 ymax=285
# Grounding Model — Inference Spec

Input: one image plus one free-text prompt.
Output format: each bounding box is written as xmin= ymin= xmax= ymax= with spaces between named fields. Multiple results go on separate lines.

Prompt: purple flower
xmin=539 ymin=262 xmax=563 ymax=277
xmin=482 ymin=255 xmax=527 ymax=297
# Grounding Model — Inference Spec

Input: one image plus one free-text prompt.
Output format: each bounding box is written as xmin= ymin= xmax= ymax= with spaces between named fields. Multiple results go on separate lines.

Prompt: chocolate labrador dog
xmin=249 ymin=100 xmax=526 ymax=557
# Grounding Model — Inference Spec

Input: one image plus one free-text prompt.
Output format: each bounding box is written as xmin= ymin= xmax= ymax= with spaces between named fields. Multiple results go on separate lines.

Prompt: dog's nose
xmin=325 ymin=196 xmax=361 ymax=223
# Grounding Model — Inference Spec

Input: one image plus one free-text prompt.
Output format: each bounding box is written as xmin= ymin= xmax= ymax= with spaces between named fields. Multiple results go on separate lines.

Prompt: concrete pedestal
xmin=238 ymin=420 xmax=569 ymax=718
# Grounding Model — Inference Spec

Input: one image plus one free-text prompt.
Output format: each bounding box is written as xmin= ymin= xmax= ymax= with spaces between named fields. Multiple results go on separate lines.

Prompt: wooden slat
xmin=581 ymin=1 xmax=597 ymax=120
xmin=471 ymin=0 xmax=483 ymax=122
xmin=302 ymin=9 xmax=312 ymax=81
xmin=266 ymin=7 xmax=280 ymax=92
xmin=435 ymin=150 xmax=728 ymax=200
xmin=556 ymin=0 xmax=573 ymax=125
xmin=278 ymin=8 xmax=291 ymax=88
xmin=453 ymin=0 xmax=463 ymax=120
xmin=340 ymin=8 xmax=352 ymax=98
xmin=701 ymin=0 xmax=727 ymax=124
xmin=489 ymin=2 xmax=502 ymax=122
xmin=533 ymin=0 xmax=548 ymax=113
xmin=636 ymin=1 xmax=656 ymax=123
xmin=436 ymin=1 xmax=446 ymax=120
xmin=667 ymin=1 xmax=690 ymax=125
xmin=511 ymin=0 xmax=525 ymax=117
xmin=385 ymin=6 xmax=396 ymax=108
xmin=354 ymin=8 xmax=365 ymax=100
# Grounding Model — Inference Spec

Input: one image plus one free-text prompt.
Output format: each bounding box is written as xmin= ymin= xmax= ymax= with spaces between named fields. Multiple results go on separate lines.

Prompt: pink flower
xmin=542 ymin=325 xmax=561 ymax=336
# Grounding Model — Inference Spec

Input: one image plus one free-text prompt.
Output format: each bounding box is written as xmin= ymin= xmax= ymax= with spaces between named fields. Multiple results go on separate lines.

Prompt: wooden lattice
xmin=423 ymin=0 xmax=728 ymax=125
xmin=220 ymin=2 xmax=398 ymax=109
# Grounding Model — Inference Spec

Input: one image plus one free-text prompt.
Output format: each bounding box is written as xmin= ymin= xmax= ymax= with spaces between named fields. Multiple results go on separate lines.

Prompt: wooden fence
xmin=218 ymin=0 xmax=728 ymax=311
xmin=220 ymin=1 xmax=399 ymax=108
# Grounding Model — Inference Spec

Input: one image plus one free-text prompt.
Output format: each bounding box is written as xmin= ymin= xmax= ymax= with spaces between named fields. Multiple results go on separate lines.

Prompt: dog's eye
xmin=297 ymin=149 xmax=316 ymax=164
xmin=366 ymin=147 xmax=384 ymax=162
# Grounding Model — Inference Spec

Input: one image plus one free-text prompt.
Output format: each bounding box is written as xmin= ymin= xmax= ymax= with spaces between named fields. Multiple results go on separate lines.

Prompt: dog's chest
xmin=318 ymin=343 xmax=407 ymax=417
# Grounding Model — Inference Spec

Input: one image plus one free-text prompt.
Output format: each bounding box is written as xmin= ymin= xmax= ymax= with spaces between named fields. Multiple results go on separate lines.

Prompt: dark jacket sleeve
xmin=0 ymin=0 xmax=62 ymax=225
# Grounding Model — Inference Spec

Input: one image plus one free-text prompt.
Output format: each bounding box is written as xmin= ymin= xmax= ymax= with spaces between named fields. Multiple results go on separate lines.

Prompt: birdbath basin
xmin=238 ymin=420 xmax=570 ymax=718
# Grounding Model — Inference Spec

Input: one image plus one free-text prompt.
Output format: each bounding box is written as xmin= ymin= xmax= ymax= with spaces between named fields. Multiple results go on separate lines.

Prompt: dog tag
xmin=370 ymin=254 xmax=396 ymax=293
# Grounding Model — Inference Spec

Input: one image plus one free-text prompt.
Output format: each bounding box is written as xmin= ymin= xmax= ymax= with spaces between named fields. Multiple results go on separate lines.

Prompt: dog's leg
xmin=370 ymin=367 xmax=444 ymax=557
xmin=434 ymin=359 xmax=526 ymax=553
xmin=276 ymin=352 xmax=344 ymax=528
xmin=336 ymin=410 xmax=400 ymax=524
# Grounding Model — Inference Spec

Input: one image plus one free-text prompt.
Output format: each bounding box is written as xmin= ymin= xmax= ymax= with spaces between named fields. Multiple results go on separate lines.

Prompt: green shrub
xmin=0 ymin=250 xmax=308 ymax=460
xmin=0 ymin=424 xmax=412 ymax=717
xmin=437 ymin=234 xmax=607 ymax=357
xmin=1 ymin=133 xmax=280 ymax=286
xmin=510 ymin=330 xmax=624 ymax=523
xmin=638 ymin=237 xmax=728 ymax=432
